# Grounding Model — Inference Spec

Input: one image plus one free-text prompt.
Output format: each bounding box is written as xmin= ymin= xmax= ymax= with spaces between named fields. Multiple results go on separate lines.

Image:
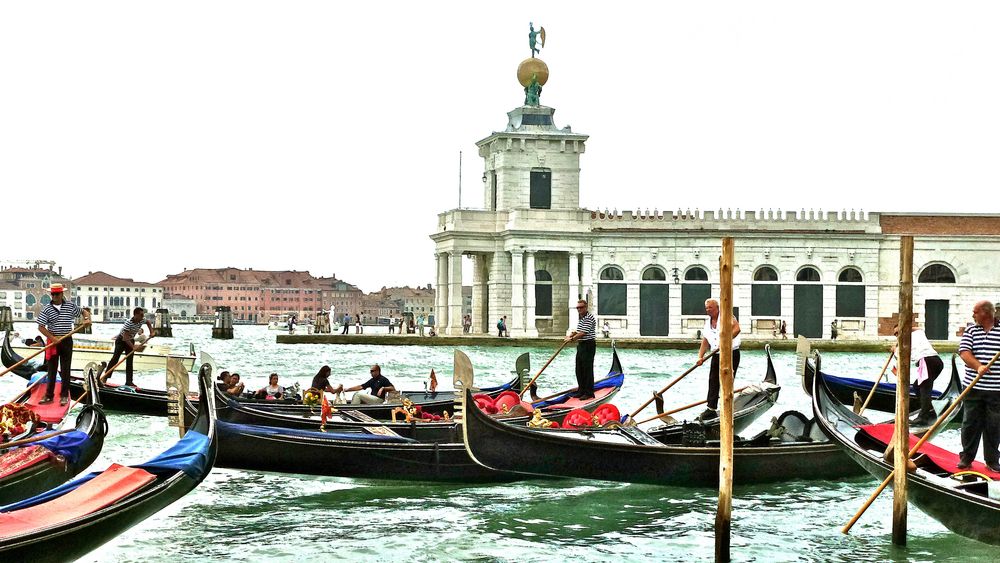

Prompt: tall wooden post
xmin=715 ymin=237 xmax=735 ymax=562
xmin=893 ymin=236 xmax=914 ymax=545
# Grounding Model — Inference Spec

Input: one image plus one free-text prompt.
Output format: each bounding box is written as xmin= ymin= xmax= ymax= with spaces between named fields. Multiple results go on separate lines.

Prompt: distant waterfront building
xmin=431 ymin=48 xmax=1000 ymax=340
xmin=161 ymin=296 xmax=198 ymax=319
xmin=72 ymin=271 xmax=163 ymax=322
xmin=379 ymin=285 xmax=436 ymax=325
xmin=0 ymin=282 xmax=27 ymax=320
xmin=0 ymin=263 xmax=72 ymax=320
xmin=314 ymin=276 xmax=365 ymax=321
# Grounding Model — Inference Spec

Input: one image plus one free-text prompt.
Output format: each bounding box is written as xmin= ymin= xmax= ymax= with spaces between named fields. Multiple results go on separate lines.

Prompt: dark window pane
xmin=838 ymin=268 xmax=863 ymax=283
xmin=642 ymin=267 xmax=666 ymax=281
xmin=836 ymin=285 xmax=865 ymax=317
xmin=535 ymin=270 xmax=552 ymax=282
xmin=529 ymin=169 xmax=551 ymax=209
xmin=918 ymin=264 xmax=956 ymax=283
xmin=682 ymin=283 xmax=711 ymax=315
xmin=535 ymin=285 xmax=552 ymax=316
xmin=751 ymin=284 xmax=781 ymax=316
xmin=796 ymin=267 xmax=821 ymax=282
xmin=754 ymin=267 xmax=778 ymax=282
xmin=598 ymin=283 xmax=627 ymax=315
xmin=600 ymin=267 xmax=624 ymax=281
xmin=685 ymin=267 xmax=708 ymax=281
xmin=640 ymin=284 xmax=669 ymax=336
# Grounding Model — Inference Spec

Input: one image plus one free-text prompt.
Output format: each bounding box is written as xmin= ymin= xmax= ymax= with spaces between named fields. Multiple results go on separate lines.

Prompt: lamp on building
xmin=481 ymin=172 xmax=488 ymax=184
xmin=671 ymin=268 xmax=680 ymax=284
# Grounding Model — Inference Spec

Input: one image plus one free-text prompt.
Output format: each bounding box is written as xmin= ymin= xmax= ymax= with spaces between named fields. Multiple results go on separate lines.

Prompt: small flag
xmin=429 ymin=369 xmax=438 ymax=392
xmin=321 ymin=391 xmax=331 ymax=425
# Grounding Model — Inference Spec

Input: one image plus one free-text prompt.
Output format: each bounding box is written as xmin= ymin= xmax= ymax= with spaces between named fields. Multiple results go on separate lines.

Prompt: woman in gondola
xmin=891 ymin=322 xmax=943 ymax=425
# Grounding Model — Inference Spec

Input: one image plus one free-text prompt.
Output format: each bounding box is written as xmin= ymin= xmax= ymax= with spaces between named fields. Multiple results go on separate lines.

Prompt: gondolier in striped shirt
xmin=100 ymin=307 xmax=155 ymax=387
xmin=564 ymin=299 xmax=597 ymax=400
xmin=36 ymin=283 xmax=91 ymax=405
xmin=956 ymin=300 xmax=1000 ymax=472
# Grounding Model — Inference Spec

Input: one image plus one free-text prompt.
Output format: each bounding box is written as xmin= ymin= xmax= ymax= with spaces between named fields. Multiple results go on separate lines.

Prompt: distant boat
xmin=10 ymin=334 xmax=195 ymax=372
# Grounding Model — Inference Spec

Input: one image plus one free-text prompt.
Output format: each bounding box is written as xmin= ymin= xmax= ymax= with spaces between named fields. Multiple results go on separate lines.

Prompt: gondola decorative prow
xmin=453 ymin=350 xmax=474 ymax=421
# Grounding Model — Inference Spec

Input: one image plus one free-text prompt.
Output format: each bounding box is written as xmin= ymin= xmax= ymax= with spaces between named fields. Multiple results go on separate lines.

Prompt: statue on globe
xmin=528 ymin=22 xmax=546 ymax=58
xmin=524 ymin=74 xmax=542 ymax=106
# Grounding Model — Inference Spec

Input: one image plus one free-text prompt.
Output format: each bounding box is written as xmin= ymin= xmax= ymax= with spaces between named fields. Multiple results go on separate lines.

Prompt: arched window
xmin=535 ymin=270 xmax=553 ymax=316
xmin=26 ymin=294 xmax=36 ymax=306
xmin=598 ymin=266 xmax=627 ymax=315
xmin=836 ymin=267 xmax=865 ymax=317
xmin=642 ymin=267 xmax=667 ymax=281
xmin=41 ymin=295 xmax=51 ymax=305
xmin=640 ymin=267 xmax=669 ymax=336
xmin=682 ymin=266 xmax=711 ymax=315
xmin=751 ymin=266 xmax=780 ymax=316
xmin=918 ymin=264 xmax=956 ymax=284
xmin=796 ymin=267 xmax=821 ymax=282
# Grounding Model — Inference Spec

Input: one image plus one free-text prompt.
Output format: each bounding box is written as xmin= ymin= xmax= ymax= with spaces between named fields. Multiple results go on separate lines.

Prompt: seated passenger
xmin=216 ymin=371 xmax=232 ymax=394
xmin=311 ymin=365 xmax=338 ymax=394
xmin=256 ymin=373 xmax=285 ymax=400
xmin=339 ymin=364 xmax=396 ymax=405
xmin=227 ymin=373 xmax=245 ymax=396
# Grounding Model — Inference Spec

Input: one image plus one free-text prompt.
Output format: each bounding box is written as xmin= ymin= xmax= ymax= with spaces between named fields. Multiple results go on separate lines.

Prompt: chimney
xmin=58 ymin=266 xmax=62 ymax=275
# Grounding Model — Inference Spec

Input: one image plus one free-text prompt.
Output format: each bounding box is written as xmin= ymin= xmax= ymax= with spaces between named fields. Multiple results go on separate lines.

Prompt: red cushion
xmin=25 ymin=382 xmax=70 ymax=424
xmin=495 ymin=394 xmax=520 ymax=412
xmin=593 ymin=404 xmax=621 ymax=425
xmin=563 ymin=408 xmax=594 ymax=428
xmin=859 ymin=424 xmax=1000 ymax=479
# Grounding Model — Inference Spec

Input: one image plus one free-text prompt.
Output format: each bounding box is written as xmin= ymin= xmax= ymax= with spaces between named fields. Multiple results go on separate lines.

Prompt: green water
xmin=1 ymin=323 xmax=995 ymax=562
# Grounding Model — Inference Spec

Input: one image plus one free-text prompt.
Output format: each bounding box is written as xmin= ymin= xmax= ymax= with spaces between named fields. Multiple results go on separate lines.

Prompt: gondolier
xmin=100 ymin=307 xmax=155 ymax=387
xmin=36 ymin=283 xmax=90 ymax=405
xmin=956 ymin=300 xmax=1000 ymax=472
xmin=695 ymin=298 xmax=741 ymax=421
xmin=891 ymin=322 xmax=943 ymax=425
xmin=564 ymin=299 xmax=597 ymax=400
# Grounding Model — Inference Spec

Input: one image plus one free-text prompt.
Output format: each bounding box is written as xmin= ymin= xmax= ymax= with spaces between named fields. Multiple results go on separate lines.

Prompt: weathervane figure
xmin=528 ymin=22 xmax=546 ymax=58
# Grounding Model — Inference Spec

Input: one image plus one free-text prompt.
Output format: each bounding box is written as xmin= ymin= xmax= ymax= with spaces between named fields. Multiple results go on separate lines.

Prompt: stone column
xmin=567 ymin=252 xmax=580 ymax=333
xmin=472 ymin=254 xmax=486 ymax=334
xmin=510 ymin=250 xmax=524 ymax=336
xmin=525 ymin=251 xmax=538 ymax=337
xmin=447 ymin=252 xmax=464 ymax=335
xmin=436 ymin=253 xmax=449 ymax=332
xmin=581 ymin=253 xmax=593 ymax=306
xmin=487 ymin=250 xmax=511 ymax=336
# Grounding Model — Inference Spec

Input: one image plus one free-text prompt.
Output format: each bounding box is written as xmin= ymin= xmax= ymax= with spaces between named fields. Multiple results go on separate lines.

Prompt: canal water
xmin=1 ymin=323 xmax=994 ymax=562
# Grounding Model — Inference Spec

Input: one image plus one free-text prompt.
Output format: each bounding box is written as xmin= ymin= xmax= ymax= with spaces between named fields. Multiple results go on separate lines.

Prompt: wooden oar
xmin=519 ymin=340 xmax=569 ymax=398
xmin=842 ymin=348 xmax=1000 ymax=534
xmin=854 ymin=350 xmax=896 ymax=416
xmin=0 ymin=428 xmax=74 ymax=452
xmin=101 ymin=336 xmax=155 ymax=380
xmin=638 ymin=385 xmax=750 ymax=425
xmin=0 ymin=324 xmax=89 ymax=378
xmin=629 ymin=349 xmax=717 ymax=419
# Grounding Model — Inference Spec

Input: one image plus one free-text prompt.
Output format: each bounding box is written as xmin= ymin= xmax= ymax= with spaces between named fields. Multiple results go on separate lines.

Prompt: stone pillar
xmin=581 ymin=253 xmax=593 ymax=307
xmin=436 ymin=253 xmax=449 ymax=332
xmin=524 ymin=252 xmax=538 ymax=337
xmin=510 ymin=250 xmax=524 ymax=336
xmin=567 ymin=252 xmax=580 ymax=333
xmin=487 ymin=250 xmax=511 ymax=336
xmin=0 ymin=306 xmax=12 ymax=331
xmin=447 ymin=252 xmax=464 ymax=335
xmin=472 ymin=254 xmax=486 ymax=334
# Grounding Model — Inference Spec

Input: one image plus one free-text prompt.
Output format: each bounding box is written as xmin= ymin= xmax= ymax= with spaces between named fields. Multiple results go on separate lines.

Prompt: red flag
xmin=429 ymin=369 xmax=438 ymax=392
xmin=321 ymin=392 xmax=331 ymax=424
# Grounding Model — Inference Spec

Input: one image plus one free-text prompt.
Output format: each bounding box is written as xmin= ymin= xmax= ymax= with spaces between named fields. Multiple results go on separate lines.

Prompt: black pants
xmin=575 ymin=339 xmax=596 ymax=395
xmin=45 ymin=336 xmax=73 ymax=399
xmin=104 ymin=337 xmax=135 ymax=386
xmin=707 ymin=350 xmax=741 ymax=410
xmin=910 ymin=355 xmax=944 ymax=419
xmin=960 ymin=388 xmax=1000 ymax=465
xmin=341 ymin=323 xmax=349 ymax=334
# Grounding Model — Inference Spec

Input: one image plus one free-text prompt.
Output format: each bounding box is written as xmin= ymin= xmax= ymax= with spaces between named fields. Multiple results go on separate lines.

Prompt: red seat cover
xmin=24 ymin=382 xmax=70 ymax=424
xmin=0 ymin=464 xmax=156 ymax=538
xmin=859 ymin=424 xmax=1000 ymax=479
xmin=0 ymin=446 xmax=53 ymax=479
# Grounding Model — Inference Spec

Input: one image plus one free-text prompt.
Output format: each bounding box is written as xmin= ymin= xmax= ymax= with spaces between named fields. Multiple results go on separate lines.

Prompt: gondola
xmin=462 ymin=386 xmax=865 ymax=486
xmin=645 ymin=344 xmax=780 ymax=444
xmin=812 ymin=363 xmax=1000 ymax=545
xmin=208 ymin=347 xmax=625 ymax=441
xmin=4 ymin=330 xmax=521 ymax=418
xmin=0 ymin=369 xmax=108 ymax=506
xmin=0 ymin=364 xmax=218 ymax=562
xmin=801 ymin=346 xmax=963 ymax=415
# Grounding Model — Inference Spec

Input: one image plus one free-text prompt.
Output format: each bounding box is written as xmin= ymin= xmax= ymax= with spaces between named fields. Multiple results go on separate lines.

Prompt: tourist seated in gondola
xmin=336 ymin=364 xmax=396 ymax=404
xmin=311 ymin=365 xmax=338 ymax=394
xmin=227 ymin=373 xmax=246 ymax=396
xmin=255 ymin=373 xmax=285 ymax=400
xmin=26 ymin=336 xmax=45 ymax=347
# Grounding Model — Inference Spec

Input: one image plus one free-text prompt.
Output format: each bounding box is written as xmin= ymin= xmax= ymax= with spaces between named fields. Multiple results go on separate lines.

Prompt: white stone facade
xmin=431 ymin=105 xmax=1000 ymax=340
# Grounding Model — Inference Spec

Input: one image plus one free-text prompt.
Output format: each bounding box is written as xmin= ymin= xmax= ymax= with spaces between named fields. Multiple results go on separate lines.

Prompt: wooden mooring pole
xmin=893 ymin=235 xmax=914 ymax=545
xmin=715 ymin=237 xmax=734 ymax=562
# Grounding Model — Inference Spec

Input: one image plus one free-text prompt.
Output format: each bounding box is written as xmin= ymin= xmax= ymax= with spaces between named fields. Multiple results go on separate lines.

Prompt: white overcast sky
xmin=3 ymin=2 xmax=999 ymax=292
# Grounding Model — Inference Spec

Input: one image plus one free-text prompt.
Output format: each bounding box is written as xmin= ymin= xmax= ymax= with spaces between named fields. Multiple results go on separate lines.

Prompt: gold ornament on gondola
xmin=526 ymin=409 xmax=557 ymax=429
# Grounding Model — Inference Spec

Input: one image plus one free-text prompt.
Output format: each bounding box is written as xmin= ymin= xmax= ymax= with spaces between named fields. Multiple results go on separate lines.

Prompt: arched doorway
xmin=918 ymin=263 xmax=956 ymax=340
xmin=640 ymin=266 xmax=668 ymax=336
xmin=794 ymin=266 xmax=823 ymax=338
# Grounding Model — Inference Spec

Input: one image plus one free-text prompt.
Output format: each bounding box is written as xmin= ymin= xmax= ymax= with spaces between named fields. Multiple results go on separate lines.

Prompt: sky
xmin=3 ymin=2 xmax=1000 ymax=292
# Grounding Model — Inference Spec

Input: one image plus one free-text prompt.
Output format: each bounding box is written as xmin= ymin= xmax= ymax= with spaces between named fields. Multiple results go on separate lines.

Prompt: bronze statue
xmin=528 ymin=22 xmax=546 ymax=58
xmin=524 ymin=74 xmax=542 ymax=106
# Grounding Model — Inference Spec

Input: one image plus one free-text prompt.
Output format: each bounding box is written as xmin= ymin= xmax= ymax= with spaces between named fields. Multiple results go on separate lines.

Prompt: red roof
xmin=73 ymin=271 xmax=159 ymax=287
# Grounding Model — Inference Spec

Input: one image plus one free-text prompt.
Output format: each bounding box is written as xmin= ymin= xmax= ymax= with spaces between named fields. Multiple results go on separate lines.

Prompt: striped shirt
xmin=119 ymin=317 xmax=145 ymax=339
xmin=958 ymin=322 xmax=1000 ymax=391
xmin=36 ymin=301 xmax=81 ymax=336
xmin=576 ymin=313 xmax=597 ymax=341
